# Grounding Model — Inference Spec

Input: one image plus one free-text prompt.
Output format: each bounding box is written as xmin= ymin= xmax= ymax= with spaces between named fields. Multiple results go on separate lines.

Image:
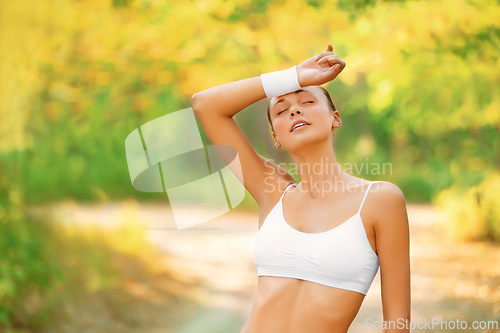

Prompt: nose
xmin=290 ymin=108 xmax=301 ymax=117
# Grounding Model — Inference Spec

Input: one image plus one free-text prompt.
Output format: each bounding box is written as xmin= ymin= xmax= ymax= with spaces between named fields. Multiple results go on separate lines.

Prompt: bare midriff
xmin=241 ymin=275 xmax=366 ymax=333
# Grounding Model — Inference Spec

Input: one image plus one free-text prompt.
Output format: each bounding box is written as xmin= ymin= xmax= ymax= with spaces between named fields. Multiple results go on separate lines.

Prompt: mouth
xmin=290 ymin=121 xmax=310 ymax=132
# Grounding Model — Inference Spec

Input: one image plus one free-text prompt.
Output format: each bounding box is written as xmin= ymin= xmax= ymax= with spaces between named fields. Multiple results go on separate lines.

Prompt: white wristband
xmin=260 ymin=65 xmax=301 ymax=98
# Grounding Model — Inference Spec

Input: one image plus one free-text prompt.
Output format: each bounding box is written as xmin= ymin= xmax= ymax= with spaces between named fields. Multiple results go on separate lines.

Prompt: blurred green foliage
xmin=0 ymin=0 xmax=493 ymax=204
xmin=0 ymin=155 xmax=62 ymax=327
xmin=435 ymin=172 xmax=500 ymax=242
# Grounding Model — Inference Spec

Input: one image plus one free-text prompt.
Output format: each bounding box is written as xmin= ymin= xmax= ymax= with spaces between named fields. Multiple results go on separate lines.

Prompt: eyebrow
xmin=273 ymin=89 xmax=309 ymax=107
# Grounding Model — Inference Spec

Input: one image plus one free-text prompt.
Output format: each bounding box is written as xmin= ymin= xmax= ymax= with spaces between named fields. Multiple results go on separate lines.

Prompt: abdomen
xmin=244 ymin=276 xmax=366 ymax=333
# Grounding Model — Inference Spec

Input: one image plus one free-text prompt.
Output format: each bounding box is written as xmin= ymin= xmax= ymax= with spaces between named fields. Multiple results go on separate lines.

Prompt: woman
xmin=191 ymin=44 xmax=411 ymax=333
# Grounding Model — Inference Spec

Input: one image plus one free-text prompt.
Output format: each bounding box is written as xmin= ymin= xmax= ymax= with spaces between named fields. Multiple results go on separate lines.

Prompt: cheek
xmin=309 ymin=107 xmax=331 ymax=127
xmin=273 ymin=117 xmax=289 ymax=134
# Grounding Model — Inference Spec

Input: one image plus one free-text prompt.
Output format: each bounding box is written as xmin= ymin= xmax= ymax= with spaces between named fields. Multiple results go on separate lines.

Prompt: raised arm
xmin=191 ymin=44 xmax=345 ymax=205
xmin=192 ymin=76 xmax=288 ymax=205
xmin=192 ymin=77 xmax=266 ymax=118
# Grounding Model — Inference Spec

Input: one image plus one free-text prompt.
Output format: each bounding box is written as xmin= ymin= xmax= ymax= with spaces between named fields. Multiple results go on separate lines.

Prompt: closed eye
xmin=303 ymin=101 xmax=314 ymax=104
xmin=277 ymin=109 xmax=288 ymax=115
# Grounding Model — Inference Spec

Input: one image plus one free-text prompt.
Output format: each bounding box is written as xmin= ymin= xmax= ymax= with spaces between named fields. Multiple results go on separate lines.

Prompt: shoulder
xmin=370 ymin=181 xmax=406 ymax=202
xmin=257 ymin=174 xmax=296 ymax=212
xmin=368 ymin=181 xmax=408 ymax=228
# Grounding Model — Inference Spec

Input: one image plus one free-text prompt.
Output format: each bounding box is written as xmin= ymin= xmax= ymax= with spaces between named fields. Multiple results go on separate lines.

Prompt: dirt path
xmin=30 ymin=201 xmax=499 ymax=332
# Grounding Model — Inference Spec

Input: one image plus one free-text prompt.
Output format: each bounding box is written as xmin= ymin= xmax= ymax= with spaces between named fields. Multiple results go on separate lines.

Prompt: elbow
xmin=191 ymin=91 xmax=200 ymax=103
xmin=191 ymin=92 xmax=205 ymax=114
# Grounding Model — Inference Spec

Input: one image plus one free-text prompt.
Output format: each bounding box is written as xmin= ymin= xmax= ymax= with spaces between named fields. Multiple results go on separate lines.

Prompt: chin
xmin=285 ymin=132 xmax=331 ymax=152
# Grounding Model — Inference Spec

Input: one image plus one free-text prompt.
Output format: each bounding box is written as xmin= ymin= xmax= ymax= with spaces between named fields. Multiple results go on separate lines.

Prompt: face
xmin=268 ymin=86 xmax=341 ymax=151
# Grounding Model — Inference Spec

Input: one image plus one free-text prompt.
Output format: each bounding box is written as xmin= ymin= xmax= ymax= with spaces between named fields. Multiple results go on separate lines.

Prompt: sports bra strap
xmin=279 ymin=183 xmax=296 ymax=202
xmin=357 ymin=181 xmax=374 ymax=215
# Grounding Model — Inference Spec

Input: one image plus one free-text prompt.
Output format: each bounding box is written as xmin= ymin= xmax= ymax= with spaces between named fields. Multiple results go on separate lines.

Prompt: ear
xmin=331 ymin=111 xmax=342 ymax=130
xmin=272 ymin=131 xmax=278 ymax=142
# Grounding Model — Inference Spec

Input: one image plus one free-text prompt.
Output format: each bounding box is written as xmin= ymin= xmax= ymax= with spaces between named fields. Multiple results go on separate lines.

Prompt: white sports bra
xmin=254 ymin=181 xmax=379 ymax=295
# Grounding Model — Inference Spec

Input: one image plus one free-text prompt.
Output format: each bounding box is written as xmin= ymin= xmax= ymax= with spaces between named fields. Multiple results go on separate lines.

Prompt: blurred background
xmin=0 ymin=0 xmax=499 ymax=332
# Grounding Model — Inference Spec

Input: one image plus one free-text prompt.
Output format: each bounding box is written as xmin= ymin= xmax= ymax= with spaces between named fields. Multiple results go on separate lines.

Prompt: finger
xmin=327 ymin=44 xmax=333 ymax=52
xmin=317 ymin=55 xmax=341 ymax=66
xmin=314 ymin=50 xmax=335 ymax=62
xmin=328 ymin=61 xmax=346 ymax=75
xmin=315 ymin=65 xmax=341 ymax=83
xmin=317 ymin=54 xmax=339 ymax=65
xmin=327 ymin=57 xmax=346 ymax=69
xmin=333 ymin=63 xmax=344 ymax=72
xmin=337 ymin=59 xmax=345 ymax=69
xmin=325 ymin=63 xmax=344 ymax=79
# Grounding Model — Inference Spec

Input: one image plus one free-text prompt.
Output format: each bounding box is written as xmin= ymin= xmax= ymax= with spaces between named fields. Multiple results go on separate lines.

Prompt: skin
xmin=192 ymin=44 xmax=411 ymax=333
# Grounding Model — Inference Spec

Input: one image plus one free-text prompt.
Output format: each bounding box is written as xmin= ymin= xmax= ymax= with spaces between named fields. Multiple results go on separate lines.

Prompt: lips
xmin=290 ymin=120 xmax=310 ymax=132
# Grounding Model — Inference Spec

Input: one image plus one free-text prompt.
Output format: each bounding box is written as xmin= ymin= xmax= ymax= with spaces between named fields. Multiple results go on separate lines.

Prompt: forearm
xmin=191 ymin=44 xmax=345 ymax=117
xmin=381 ymin=266 xmax=411 ymax=333
xmin=191 ymin=76 xmax=266 ymax=118
xmin=383 ymin=311 xmax=411 ymax=333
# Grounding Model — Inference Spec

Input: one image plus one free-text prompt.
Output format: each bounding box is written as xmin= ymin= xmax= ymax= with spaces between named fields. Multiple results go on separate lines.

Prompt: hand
xmin=296 ymin=44 xmax=346 ymax=87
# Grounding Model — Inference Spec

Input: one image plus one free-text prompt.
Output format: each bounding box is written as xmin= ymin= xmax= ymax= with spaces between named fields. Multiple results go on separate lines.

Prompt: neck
xmin=289 ymin=140 xmax=351 ymax=198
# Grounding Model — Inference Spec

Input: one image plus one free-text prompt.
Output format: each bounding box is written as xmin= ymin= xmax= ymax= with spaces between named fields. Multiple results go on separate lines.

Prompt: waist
xmin=247 ymin=276 xmax=364 ymax=333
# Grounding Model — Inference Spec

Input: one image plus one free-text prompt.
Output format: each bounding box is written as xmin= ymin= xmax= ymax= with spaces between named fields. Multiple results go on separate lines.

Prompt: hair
xmin=266 ymin=86 xmax=336 ymax=133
